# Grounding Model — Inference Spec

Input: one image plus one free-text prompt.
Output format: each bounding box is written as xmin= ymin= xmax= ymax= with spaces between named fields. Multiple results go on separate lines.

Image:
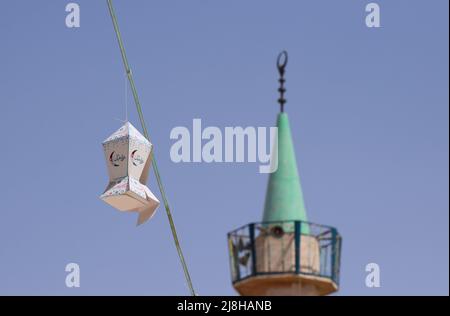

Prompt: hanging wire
xmin=106 ymin=0 xmax=196 ymax=296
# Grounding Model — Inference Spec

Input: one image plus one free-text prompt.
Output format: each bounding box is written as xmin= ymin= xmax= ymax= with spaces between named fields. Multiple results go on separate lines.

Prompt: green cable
xmin=106 ymin=0 xmax=196 ymax=296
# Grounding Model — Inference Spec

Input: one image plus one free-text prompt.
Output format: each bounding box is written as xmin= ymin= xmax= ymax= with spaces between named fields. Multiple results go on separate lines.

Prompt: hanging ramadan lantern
xmin=100 ymin=122 xmax=160 ymax=225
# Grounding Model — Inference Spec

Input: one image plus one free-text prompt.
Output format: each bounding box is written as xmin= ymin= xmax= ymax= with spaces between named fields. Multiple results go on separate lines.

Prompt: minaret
xmin=227 ymin=51 xmax=342 ymax=296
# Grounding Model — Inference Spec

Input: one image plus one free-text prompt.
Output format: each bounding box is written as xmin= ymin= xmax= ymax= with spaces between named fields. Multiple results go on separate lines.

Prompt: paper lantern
xmin=100 ymin=122 xmax=160 ymax=225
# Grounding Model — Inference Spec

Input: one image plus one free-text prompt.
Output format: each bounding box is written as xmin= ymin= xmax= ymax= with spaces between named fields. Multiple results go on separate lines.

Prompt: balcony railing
xmin=227 ymin=220 xmax=342 ymax=285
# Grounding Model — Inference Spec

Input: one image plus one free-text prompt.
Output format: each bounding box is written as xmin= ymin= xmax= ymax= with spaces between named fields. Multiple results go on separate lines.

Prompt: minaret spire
xmin=263 ymin=51 xmax=308 ymax=225
xmin=277 ymin=51 xmax=288 ymax=112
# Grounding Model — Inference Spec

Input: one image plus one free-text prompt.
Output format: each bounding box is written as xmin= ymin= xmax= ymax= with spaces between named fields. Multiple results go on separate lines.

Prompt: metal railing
xmin=227 ymin=220 xmax=341 ymax=286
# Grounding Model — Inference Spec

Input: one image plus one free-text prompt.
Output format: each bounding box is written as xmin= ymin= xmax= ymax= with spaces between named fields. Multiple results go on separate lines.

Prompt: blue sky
xmin=0 ymin=0 xmax=448 ymax=295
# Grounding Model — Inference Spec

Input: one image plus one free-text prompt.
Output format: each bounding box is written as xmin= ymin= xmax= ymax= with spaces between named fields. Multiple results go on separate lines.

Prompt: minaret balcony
xmin=227 ymin=220 xmax=342 ymax=296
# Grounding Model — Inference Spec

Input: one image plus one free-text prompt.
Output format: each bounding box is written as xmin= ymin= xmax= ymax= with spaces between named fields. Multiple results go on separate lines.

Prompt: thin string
xmin=106 ymin=0 xmax=196 ymax=296
xmin=125 ymin=73 xmax=128 ymax=122
xmin=113 ymin=75 xmax=129 ymax=123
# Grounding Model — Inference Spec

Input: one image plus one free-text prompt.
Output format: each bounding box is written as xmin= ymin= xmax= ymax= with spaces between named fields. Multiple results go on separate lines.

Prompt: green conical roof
xmin=262 ymin=112 xmax=309 ymax=225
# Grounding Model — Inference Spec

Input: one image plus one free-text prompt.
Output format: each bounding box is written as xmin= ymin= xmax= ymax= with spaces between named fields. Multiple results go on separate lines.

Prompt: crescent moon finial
xmin=277 ymin=51 xmax=288 ymax=112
